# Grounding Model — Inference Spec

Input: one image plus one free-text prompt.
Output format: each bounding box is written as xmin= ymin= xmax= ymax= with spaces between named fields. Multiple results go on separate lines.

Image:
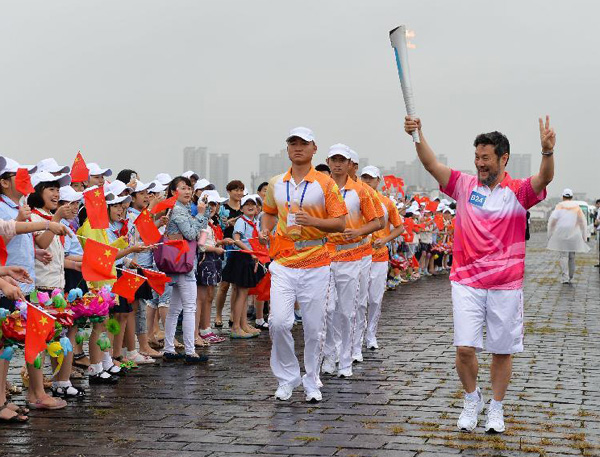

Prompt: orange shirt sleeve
xmin=368 ymin=186 xmax=385 ymax=219
xmin=387 ymin=199 xmax=402 ymax=227
xmin=263 ymin=175 xmax=279 ymax=215
xmin=322 ymin=177 xmax=348 ymax=219
xmin=359 ymin=188 xmax=377 ymax=223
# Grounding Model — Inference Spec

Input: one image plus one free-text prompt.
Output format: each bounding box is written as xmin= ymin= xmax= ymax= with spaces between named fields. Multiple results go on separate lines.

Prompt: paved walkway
xmin=1 ymin=233 xmax=599 ymax=457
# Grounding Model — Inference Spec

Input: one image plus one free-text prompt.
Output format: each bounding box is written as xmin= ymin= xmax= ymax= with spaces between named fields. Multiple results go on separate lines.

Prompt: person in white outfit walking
xmin=547 ymin=188 xmax=589 ymax=284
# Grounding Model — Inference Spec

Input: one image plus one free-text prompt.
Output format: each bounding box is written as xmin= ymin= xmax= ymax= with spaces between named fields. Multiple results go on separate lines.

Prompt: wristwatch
xmin=541 ymin=150 xmax=554 ymax=156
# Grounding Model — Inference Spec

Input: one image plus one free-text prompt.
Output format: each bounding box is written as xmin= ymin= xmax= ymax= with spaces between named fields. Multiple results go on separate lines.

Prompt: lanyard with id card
xmin=287 ymin=181 xmax=309 ymax=239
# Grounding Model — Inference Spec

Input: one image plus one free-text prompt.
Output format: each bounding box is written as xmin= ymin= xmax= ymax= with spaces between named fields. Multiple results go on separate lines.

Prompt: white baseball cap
xmin=201 ymin=190 xmax=227 ymax=204
xmin=562 ymin=188 xmax=574 ymax=198
xmin=182 ymin=170 xmax=199 ymax=180
xmin=31 ymin=171 xmax=71 ymax=188
xmin=194 ymin=178 xmax=211 ymax=191
xmin=360 ymin=166 xmax=381 ymax=179
xmin=132 ymin=180 xmax=156 ymax=193
xmin=155 ymin=173 xmax=172 ymax=185
xmin=286 ymin=127 xmax=315 ymax=143
xmin=0 ymin=156 xmax=6 ymax=174
xmin=36 ymin=158 xmax=70 ymax=175
xmin=106 ymin=192 xmax=132 ymax=205
xmin=106 ymin=180 xmax=132 ymax=197
xmin=327 ymin=143 xmax=352 ymax=159
xmin=88 ymin=163 xmax=113 ymax=177
xmin=59 ymin=186 xmax=83 ymax=202
xmin=348 ymin=149 xmax=359 ymax=165
xmin=149 ymin=180 xmax=167 ymax=193
xmin=241 ymin=194 xmax=262 ymax=207
xmin=1 ymin=158 xmax=36 ymax=174
xmin=443 ymin=207 xmax=454 ymax=214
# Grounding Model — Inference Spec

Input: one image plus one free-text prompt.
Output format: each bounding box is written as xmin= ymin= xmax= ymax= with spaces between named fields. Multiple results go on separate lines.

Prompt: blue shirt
xmin=61 ymin=219 xmax=84 ymax=256
xmin=0 ymin=195 xmax=35 ymax=295
xmin=232 ymin=216 xmax=258 ymax=251
xmin=127 ymin=207 xmax=155 ymax=268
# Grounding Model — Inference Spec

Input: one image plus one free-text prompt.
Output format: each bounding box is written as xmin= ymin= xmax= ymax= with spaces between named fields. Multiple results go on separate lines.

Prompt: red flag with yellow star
xmin=25 ymin=303 xmax=56 ymax=364
xmin=111 ymin=270 xmax=145 ymax=303
xmin=84 ymin=186 xmax=109 ymax=229
xmin=134 ymin=209 xmax=161 ymax=245
xmin=71 ymin=151 xmax=89 ymax=183
xmin=82 ymin=238 xmax=117 ymax=281
xmin=142 ymin=269 xmax=171 ymax=295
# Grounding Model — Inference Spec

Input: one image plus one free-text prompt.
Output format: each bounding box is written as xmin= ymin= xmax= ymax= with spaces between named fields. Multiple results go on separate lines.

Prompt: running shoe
xmin=321 ymin=357 xmax=337 ymax=375
xmin=305 ymin=390 xmax=322 ymax=403
xmin=457 ymin=387 xmax=484 ymax=432
xmin=275 ymin=384 xmax=294 ymax=401
xmin=485 ymin=402 xmax=505 ymax=434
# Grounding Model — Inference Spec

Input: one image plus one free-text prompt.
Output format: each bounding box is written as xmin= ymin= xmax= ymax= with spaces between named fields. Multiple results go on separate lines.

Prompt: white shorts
xmin=451 ymin=281 xmax=524 ymax=354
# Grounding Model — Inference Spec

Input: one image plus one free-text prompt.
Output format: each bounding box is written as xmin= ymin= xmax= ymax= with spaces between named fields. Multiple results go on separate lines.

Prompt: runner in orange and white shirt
xmin=260 ymin=127 xmax=347 ymax=404
xmin=347 ymin=149 xmax=385 ymax=363
xmin=322 ymin=144 xmax=380 ymax=379
xmin=360 ymin=166 xmax=405 ymax=351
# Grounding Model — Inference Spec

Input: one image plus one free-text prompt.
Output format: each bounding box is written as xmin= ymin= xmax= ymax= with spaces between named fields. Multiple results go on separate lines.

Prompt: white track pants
xmin=269 ymin=262 xmax=331 ymax=393
xmin=351 ymin=255 xmax=372 ymax=358
xmin=365 ymin=261 xmax=388 ymax=347
xmin=324 ymin=260 xmax=361 ymax=371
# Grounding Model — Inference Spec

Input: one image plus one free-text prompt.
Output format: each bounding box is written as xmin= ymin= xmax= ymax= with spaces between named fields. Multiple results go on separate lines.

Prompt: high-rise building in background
xmin=209 ymin=153 xmax=229 ymax=194
xmin=507 ymin=154 xmax=531 ymax=179
xmin=251 ymin=149 xmax=288 ymax=192
xmin=183 ymin=146 xmax=208 ymax=177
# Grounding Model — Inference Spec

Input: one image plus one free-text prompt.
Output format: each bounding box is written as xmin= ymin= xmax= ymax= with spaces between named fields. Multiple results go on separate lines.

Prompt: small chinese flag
xmin=164 ymin=239 xmax=189 ymax=262
xmin=111 ymin=270 xmax=145 ymax=303
xmin=383 ymin=175 xmax=398 ymax=191
xmin=84 ymin=187 xmax=109 ymax=229
xmin=142 ymin=269 xmax=171 ymax=295
xmin=82 ymin=238 xmax=117 ymax=281
xmin=411 ymin=255 xmax=420 ymax=269
xmin=16 ymin=168 xmax=35 ymax=196
xmin=425 ymin=200 xmax=439 ymax=213
xmin=25 ymin=303 xmax=56 ymax=364
xmin=134 ymin=210 xmax=161 ymax=245
xmin=150 ymin=192 xmax=179 ymax=214
xmin=0 ymin=237 xmax=7 ymax=266
xmin=249 ymin=272 xmax=271 ymax=301
xmin=248 ymin=238 xmax=271 ymax=264
xmin=434 ymin=214 xmax=445 ymax=231
xmin=71 ymin=151 xmax=89 ymax=183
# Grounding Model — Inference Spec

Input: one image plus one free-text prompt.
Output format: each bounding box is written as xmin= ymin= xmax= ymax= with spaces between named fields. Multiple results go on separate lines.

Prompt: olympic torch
xmin=390 ymin=25 xmax=420 ymax=143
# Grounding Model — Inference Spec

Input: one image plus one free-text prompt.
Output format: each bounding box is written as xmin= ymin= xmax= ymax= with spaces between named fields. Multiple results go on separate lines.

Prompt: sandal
xmin=0 ymin=406 xmax=28 ymax=422
xmin=7 ymin=381 xmax=22 ymax=396
xmin=51 ymin=385 xmax=86 ymax=399
xmin=140 ymin=350 xmax=164 ymax=358
xmin=2 ymin=401 xmax=29 ymax=416
xmin=106 ymin=364 xmax=128 ymax=377
xmin=72 ymin=353 xmax=90 ymax=369
xmin=201 ymin=332 xmax=226 ymax=344
xmin=174 ymin=339 xmax=184 ymax=350
xmin=194 ymin=338 xmax=209 ymax=348
xmin=214 ymin=320 xmax=223 ymax=328
xmin=27 ymin=397 xmax=67 ymax=410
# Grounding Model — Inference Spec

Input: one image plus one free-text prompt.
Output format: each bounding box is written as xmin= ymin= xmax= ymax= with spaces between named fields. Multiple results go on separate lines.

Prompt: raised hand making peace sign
xmin=539 ymin=115 xmax=556 ymax=152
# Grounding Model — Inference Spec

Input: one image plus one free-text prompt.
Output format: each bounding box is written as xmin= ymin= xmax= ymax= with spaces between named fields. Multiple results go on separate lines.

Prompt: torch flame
xmin=406 ymin=29 xmax=416 ymax=49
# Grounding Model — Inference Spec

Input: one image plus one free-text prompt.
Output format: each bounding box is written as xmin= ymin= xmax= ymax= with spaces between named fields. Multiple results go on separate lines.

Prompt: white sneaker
xmin=485 ymin=403 xmax=505 ymax=433
xmin=305 ymin=390 xmax=322 ymax=403
xmin=338 ymin=367 xmax=353 ymax=378
xmin=352 ymin=353 xmax=363 ymax=363
xmin=366 ymin=341 xmax=379 ymax=350
xmin=127 ymin=351 xmax=155 ymax=364
xmin=274 ymin=384 xmax=294 ymax=401
xmin=457 ymin=387 xmax=484 ymax=432
xmin=321 ymin=357 xmax=337 ymax=375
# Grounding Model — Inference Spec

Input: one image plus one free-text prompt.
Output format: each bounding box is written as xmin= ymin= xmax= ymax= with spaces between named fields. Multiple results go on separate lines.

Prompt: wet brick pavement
xmin=0 ymin=232 xmax=599 ymax=457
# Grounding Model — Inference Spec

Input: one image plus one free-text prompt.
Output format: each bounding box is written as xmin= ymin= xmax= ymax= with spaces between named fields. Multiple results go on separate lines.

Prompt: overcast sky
xmin=1 ymin=1 xmax=598 ymax=198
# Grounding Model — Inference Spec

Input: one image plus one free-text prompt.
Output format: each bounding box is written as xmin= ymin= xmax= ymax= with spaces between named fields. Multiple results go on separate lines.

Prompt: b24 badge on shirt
xmin=469 ymin=191 xmax=486 ymax=208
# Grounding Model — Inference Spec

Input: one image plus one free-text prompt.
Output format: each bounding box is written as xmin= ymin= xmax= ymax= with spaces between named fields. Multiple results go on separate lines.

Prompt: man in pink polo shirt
xmin=405 ymin=116 xmax=555 ymax=434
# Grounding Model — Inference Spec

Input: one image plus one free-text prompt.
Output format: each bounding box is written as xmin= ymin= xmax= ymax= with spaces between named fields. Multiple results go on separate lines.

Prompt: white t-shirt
xmin=31 ymin=211 xmax=65 ymax=289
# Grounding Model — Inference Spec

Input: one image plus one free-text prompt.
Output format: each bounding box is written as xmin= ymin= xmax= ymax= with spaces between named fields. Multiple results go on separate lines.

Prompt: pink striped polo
xmin=441 ymin=170 xmax=546 ymax=290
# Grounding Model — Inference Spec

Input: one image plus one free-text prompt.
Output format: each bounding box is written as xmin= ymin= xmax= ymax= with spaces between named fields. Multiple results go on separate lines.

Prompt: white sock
xmin=490 ymin=399 xmax=503 ymax=410
xmin=465 ymin=388 xmax=479 ymax=401
xmin=200 ymin=328 xmax=211 ymax=336
xmin=52 ymin=380 xmax=72 ymax=388
xmin=126 ymin=350 xmax=138 ymax=358
xmin=88 ymin=362 xmax=103 ymax=376
xmin=102 ymin=352 xmax=114 ymax=370
xmin=256 ymin=318 xmax=265 ymax=325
